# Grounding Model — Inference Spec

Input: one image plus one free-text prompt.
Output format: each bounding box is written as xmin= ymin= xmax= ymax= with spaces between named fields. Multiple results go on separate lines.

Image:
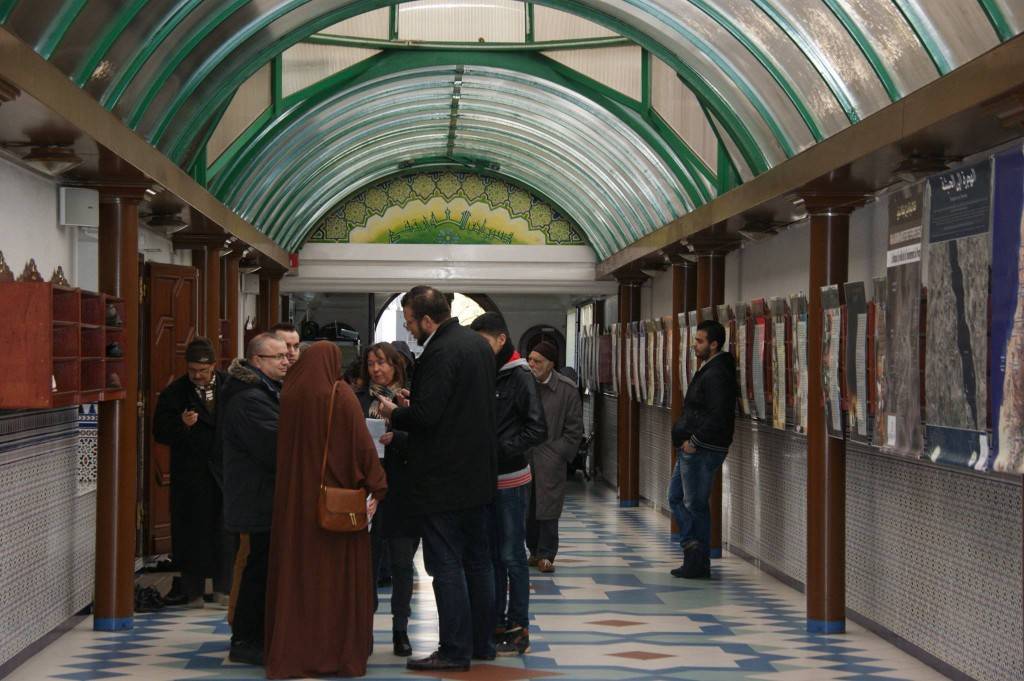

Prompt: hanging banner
xmin=844 ymin=282 xmax=869 ymax=442
xmin=882 ymin=183 xmax=925 ymax=457
xmin=627 ymin=322 xmax=637 ymax=401
xmin=677 ymin=313 xmax=689 ymax=397
xmin=790 ymin=295 xmax=808 ymax=434
xmin=647 ymin=320 xmax=657 ymax=407
xmin=926 ymin=161 xmax=991 ymax=469
xmin=750 ymin=300 xmax=768 ymax=421
xmin=611 ymin=323 xmax=620 ymax=395
xmin=992 ymin=147 xmax=1024 ymax=474
xmin=598 ymin=332 xmax=612 ymax=386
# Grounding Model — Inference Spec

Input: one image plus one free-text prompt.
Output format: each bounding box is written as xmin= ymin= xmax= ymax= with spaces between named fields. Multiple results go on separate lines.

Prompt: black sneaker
xmin=495 ymin=626 xmax=530 ymax=656
xmin=229 ymin=640 xmax=264 ymax=666
xmin=406 ymin=650 xmax=469 ymax=671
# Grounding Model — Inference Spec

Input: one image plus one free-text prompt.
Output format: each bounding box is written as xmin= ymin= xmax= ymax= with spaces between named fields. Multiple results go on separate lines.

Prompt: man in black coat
xmin=377 ymin=286 xmax=498 ymax=672
xmin=669 ymin=319 xmax=737 ymax=579
xmin=153 ymin=337 xmax=228 ymax=609
xmin=470 ymin=312 xmax=546 ymax=657
xmin=219 ymin=333 xmax=290 ymax=665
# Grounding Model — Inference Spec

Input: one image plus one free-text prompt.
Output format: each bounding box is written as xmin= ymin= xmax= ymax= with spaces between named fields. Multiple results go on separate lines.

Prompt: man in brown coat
xmin=525 ymin=341 xmax=584 ymax=573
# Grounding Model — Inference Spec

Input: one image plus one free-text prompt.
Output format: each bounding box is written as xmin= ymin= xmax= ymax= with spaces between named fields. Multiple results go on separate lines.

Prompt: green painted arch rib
xmin=35 ymin=0 xmax=87 ymax=60
xmin=979 ymin=0 xmax=1014 ymax=41
xmin=71 ymin=0 xmax=151 ymax=86
xmin=100 ymin=0 xmax=206 ymax=109
xmin=212 ymin=63 xmax=690 ymax=257
xmin=889 ymin=0 xmax=952 ymax=75
xmin=819 ymin=0 xmax=902 ymax=101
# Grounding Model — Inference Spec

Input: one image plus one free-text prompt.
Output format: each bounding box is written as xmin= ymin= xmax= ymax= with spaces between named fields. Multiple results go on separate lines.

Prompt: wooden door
xmin=144 ymin=263 xmax=198 ymax=555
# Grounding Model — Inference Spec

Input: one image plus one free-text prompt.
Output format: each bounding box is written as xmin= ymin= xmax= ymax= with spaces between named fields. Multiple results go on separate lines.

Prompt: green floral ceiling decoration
xmin=307 ymin=171 xmax=587 ymax=246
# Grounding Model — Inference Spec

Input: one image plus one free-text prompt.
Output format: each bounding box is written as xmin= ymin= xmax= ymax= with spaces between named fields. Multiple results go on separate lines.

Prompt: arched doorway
xmin=519 ymin=325 xmax=566 ymax=368
xmin=374 ymin=292 xmax=500 ymax=356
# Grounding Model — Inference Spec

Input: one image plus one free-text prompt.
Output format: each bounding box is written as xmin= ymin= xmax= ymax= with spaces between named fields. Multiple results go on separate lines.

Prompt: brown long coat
xmin=264 ymin=342 xmax=387 ymax=679
xmin=526 ymin=370 xmax=584 ymax=520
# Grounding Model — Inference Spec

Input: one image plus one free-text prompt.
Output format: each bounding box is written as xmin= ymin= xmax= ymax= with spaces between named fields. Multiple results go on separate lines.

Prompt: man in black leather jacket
xmin=470 ymin=312 xmax=547 ymax=657
xmin=669 ymin=319 xmax=737 ymax=579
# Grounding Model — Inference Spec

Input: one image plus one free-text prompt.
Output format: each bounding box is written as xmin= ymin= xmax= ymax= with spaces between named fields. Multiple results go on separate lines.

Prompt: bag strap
xmin=319 ymin=381 xmax=342 ymax=492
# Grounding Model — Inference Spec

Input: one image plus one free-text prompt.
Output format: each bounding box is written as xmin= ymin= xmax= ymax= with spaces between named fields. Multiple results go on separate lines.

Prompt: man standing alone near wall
xmin=669 ymin=319 xmax=736 ymax=579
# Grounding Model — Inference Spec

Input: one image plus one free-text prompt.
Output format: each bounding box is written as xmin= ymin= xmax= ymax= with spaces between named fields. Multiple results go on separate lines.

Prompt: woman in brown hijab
xmin=265 ymin=342 xmax=388 ymax=678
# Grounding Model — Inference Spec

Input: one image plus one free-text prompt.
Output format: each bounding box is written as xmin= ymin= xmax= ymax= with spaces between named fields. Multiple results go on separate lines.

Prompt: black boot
xmin=680 ymin=542 xmax=711 ymax=579
xmin=393 ymin=630 xmax=412 ymax=657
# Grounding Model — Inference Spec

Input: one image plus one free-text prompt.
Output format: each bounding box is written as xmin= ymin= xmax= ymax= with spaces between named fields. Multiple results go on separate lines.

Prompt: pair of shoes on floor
xmin=670 ymin=563 xmax=710 ymax=579
xmin=537 ymin=558 xmax=555 ymax=573
xmin=496 ymin=625 xmax=531 ymax=656
xmin=133 ymin=585 xmax=164 ymax=613
xmin=229 ymin=639 xmax=264 ymax=666
xmin=671 ymin=541 xmax=711 ymax=579
xmin=204 ymin=592 xmax=229 ymax=610
xmin=393 ymin=630 xmax=412 ymax=657
xmin=406 ymin=650 xmax=469 ymax=671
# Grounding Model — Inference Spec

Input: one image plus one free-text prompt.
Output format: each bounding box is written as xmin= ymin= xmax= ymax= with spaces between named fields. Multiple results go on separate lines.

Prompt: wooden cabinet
xmin=0 ymin=282 xmax=128 ymax=409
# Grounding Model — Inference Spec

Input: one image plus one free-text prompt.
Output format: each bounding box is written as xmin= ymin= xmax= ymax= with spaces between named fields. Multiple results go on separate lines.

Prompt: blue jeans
xmin=491 ymin=484 xmax=530 ymax=629
xmin=419 ymin=506 xmax=496 ymax=662
xmin=667 ymin=447 xmax=727 ymax=552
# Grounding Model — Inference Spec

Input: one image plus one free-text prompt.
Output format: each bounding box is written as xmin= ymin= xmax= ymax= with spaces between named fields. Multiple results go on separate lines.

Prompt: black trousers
xmin=231 ymin=531 xmax=270 ymax=646
xmin=526 ymin=481 xmax=559 ymax=560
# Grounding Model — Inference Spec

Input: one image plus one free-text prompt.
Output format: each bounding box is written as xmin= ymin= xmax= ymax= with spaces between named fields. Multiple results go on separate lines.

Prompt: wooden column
xmin=670 ymin=259 xmax=697 ymax=539
xmin=223 ymin=252 xmax=241 ymax=360
xmin=616 ymin=277 xmax=644 ymax=506
xmin=257 ymin=272 xmax=282 ymax=330
xmin=697 ymin=253 xmax=726 ymax=558
xmin=95 ymin=188 xmax=144 ymax=631
xmin=806 ymin=209 xmax=850 ymax=633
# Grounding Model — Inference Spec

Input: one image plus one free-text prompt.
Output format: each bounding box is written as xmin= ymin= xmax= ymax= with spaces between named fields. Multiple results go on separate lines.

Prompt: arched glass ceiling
xmin=210 ymin=59 xmax=693 ymax=259
xmin=1 ymin=0 xmax=1019 ymax=252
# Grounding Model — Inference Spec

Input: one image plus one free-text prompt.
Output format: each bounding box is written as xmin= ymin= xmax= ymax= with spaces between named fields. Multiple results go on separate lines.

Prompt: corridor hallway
xmin=4 ymin=483 xmax=946 ymax=681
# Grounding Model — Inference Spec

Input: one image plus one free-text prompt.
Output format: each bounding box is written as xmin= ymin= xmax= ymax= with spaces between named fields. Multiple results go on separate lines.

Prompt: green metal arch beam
xmin=35 ymin=0 xmax=87 ymax=60
xmin=208 ymin=50 xmax=710 ymax=212
xmin=72 ymin=0 xmax=163 ymax=87
xmin=820 ymin=0 xmax=905 ymax=101
xmin=144 ymin=0 xmax=774 ymax=176
xmin=978 ymin=0 xmax=1014 ymax=41
xmin=890 ymin=0 xmax=953 ymax=74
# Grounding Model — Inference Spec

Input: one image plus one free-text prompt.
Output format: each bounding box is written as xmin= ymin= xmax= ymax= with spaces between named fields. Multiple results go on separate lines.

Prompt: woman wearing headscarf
xmin=264 ymin=342 xmax=387 ymax=678
xmin=355 ymin=342 xmax=420 ymax=657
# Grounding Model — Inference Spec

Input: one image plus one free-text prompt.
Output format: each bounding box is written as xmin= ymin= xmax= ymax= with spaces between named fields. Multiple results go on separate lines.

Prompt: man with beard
xmin=376 ymin=286 xmax=498 ymax=671
xmin=669 ymin=319 xmax=736 ymax=579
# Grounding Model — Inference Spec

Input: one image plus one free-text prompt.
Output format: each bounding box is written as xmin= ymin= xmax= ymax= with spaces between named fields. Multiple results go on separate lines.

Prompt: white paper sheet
xmin=365 ymin=418 xmax=387 ymax=458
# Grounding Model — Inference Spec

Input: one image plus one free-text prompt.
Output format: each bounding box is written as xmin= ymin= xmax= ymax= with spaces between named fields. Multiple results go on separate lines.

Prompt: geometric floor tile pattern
xmin=2 ymin=483 xmax=950 ymax=680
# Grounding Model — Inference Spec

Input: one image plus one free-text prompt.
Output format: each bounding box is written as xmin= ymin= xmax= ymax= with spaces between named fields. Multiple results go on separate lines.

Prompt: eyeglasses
xmin=256 ymin=353 xmax=288 ymax=361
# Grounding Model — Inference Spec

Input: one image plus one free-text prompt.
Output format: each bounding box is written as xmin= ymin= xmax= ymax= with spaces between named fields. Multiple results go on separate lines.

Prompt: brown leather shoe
xmin=537 ymin=559 xmax=555 ymax=573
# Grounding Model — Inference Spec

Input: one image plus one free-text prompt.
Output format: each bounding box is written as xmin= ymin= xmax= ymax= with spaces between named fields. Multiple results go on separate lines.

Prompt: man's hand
xmin=376 ymin=395 xmax=397 ymax=419
xmin=682 ymin=440 xmax=696 ymax=454
xmin=182 ymin=409 xmax=198 ymax=427
xmin=395 ymin=388 xmax=411 ymax=408
xmin=379 ymin=432 xmax=394 ymax=446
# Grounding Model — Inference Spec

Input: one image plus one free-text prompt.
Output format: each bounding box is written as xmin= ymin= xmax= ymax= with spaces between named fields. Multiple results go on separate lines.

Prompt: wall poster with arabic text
xmin=789 ymin=295 xmax=808 ymax=433
xmin=926 ymin=160 xmax=991 ymax=469
xmin=882 ymin=183 xmax=924 ymax=457
xmin=822 ymin=286 xmax=844 ymax=438
xmin=734 ymin=303 xmax=751 ymax=417
xmin=844 ymin=282 xmax=869 ymax=442
xmin=769 ymin=297 xmax=788 ymax=430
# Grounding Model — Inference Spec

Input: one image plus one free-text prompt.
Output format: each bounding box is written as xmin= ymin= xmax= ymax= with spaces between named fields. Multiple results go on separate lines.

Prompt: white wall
xmin=0 ymin=157 xmax=72 ymax=283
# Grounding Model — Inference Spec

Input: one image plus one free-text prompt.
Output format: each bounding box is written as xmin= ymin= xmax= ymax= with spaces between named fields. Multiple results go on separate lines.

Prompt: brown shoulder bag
xmin=317 ymin=381 xmax=369 ymax=532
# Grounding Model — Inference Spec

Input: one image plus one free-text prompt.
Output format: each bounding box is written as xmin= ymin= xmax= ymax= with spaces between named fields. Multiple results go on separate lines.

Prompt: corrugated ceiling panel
xmin=282 ymin=44 xmax=380 ymax=98
xmin=321 ymin=7 xmax=391 ymax=39
xmin=398 ymin=0 xmax=525 ymax=43
xmin=206 ymin=64 xmax=271 ymax=163
xmin=891 ymin=0 xmax=999 ymax=68
xmin=651 ymin=56 xmax=717 ymax=176
xmin=543 ymin=45 xmax=642 ymax=102
xmin=709 ymin=111 xmax=753 ymax=183
xmin=533 ymin=5 xmax=618 ymax=41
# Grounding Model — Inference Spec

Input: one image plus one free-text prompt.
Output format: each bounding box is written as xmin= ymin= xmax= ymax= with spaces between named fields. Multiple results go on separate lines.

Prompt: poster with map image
xmin=844 ymin=282 xmax=869 ymax=441
xmin=790 ymin=295 xmax=808 ymax=434
xmin=734 ymin=303 xmax=750 ymax=417
xmin=769 ymin=298 xmax=788 ymax=430
xmin=992 ymin=147 xmax=1024 ymax=474
xmin=821 ymin=286 xmax=844 ymax=438
xmin=926 ymin=161 xmax=991 ymax=470
xmin=872 ymin=279 xmax=888 ymax=446
xmin=883 ymin=183 xmax=925 ymax=457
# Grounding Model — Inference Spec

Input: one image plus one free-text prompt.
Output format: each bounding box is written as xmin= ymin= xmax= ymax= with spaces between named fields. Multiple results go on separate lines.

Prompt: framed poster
xmin=926 ymin=161 xmax=991 ymax=469
xmin=734 ymin=303 xmax=750 ymax=417
xmin=750 ymin=299 xmax=768 ymax=421
xmin=647 ymin=320 xmax=658 ymax=407
xmin=882 ymin=183 xmax=925 ymax=457
xmin=625 ymin=323 xmax=634 ymax=401
xmin=677 ymin=312 xmax=689 ymax=397
xmin=992 ymin=148 xmax=1024 ymax=474
xmin=611 ymin=323 xmax=620 ymax=395
xmin=661 ymin=315 xmax=673 ymax=408
xmin=687 ymin=310 xmax=699 ymax=391
xmin=790 ymin=295 xmax=808 ymax=433
xmin=873 ymin=280 xmax=888 ymax=447
xmin=822 ymin=286 xmax=844 ymax=438
xmin=844 ymin=282 xmax=869 ymax=442
xmin=638 ymin=321 xmax=648 ymax=403
xmin=717 ymin=304 xmax=733 ymax=353
xmin=769 ymin=297 xmax=788 ymax=430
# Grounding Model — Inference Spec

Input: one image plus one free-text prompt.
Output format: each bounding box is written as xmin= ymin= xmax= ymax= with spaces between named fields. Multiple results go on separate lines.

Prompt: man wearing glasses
xmin=220 ymin=333 xmax=290 ymax=665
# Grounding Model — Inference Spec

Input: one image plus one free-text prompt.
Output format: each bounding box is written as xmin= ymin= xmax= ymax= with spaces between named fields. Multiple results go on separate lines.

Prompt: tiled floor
xmin=3 ymin=483 xmax=950 ymax=681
